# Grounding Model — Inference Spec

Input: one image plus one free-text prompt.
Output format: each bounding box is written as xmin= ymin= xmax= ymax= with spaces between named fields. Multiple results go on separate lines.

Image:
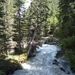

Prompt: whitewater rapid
xmin=12 ymin=44 xmax=74 ymax=75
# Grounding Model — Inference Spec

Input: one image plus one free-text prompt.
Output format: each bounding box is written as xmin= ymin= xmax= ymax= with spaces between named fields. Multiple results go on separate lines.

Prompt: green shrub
xmin=54 ymin=28 xmax=61 ymax=38
xmin=60 ymin=36 xmax=75 ymax=50
xmin=65 ymin=50 xmax=75 ymax=72
xmin=60 ymin=36 xmax=75 ymax=72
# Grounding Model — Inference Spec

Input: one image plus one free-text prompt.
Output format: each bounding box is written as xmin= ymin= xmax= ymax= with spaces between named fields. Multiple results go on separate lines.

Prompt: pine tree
xmin=26 ymin=0 xmax=51 ymax=37
xmin=18 ymin=0 xmax=52 ymax=57
xmin=0 ymin=0 xmax=6 ymax=53
xmin=3 ymin=0 xmax=16 ymax=54
xmin=13 ymin=0 xmax=25 ymax=53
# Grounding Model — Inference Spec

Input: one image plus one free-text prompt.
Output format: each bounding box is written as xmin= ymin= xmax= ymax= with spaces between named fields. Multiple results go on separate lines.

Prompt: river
xmin=12 ymin=44 xmax=75 ymax=75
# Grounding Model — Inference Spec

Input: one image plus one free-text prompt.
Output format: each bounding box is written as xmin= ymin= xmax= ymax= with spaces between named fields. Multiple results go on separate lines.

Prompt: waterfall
xmin=21 ymin=0 xmax=32 ymax=12
xmin=12 ymin=44 xmax=74 ymax=75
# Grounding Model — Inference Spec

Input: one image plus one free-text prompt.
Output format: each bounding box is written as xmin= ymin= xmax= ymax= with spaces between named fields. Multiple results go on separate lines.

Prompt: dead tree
xmin=27 ymin=28 xmax=36 ymax=58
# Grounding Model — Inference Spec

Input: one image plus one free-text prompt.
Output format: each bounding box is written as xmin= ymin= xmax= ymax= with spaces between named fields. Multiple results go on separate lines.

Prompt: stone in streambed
xmin=52 ymin=59 xmax=59 ymax=65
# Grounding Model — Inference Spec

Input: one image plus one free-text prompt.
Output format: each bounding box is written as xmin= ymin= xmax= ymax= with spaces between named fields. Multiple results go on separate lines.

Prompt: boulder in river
xmin=52 ymin=59 xmax=59 ymax=65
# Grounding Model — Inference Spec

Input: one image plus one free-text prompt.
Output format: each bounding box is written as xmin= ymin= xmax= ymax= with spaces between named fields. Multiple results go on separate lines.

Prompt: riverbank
xmin=12 ymin=44 xmax=74 ymax=75
xmin=0 ymin=53 xmax=27 ymax=75
xmin=0 ymin=36 xmax=74 ymax=75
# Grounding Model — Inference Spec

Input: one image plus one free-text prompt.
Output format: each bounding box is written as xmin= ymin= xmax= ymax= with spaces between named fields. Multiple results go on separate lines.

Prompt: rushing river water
xmin=12 ymin=44 xmax=74 ymax=75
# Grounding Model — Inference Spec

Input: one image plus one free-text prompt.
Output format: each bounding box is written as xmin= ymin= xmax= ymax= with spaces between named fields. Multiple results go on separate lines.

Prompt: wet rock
xmin=28 ymin=53 xmax=36 ymax=58
xmin=67 ymin=71 xmax=71 ymax=74
xmin=60 ymin=67 xmax=66 ymax=72
xmin=60 ymin=67 xmax=71 ymax=74
xmin=52 ymin=59 xmax=59 ymax=65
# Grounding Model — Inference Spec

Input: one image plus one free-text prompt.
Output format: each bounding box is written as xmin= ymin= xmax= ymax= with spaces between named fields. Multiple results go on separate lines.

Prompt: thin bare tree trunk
xmin=27 ymin=28 xmax=36 ymax=58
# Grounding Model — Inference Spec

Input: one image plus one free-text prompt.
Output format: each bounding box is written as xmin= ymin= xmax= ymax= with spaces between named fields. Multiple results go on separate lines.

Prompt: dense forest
xmin=54 ymin=0 xmax=75 ymax=72
xmin=0 ymin=0 xmax=75 ymax=75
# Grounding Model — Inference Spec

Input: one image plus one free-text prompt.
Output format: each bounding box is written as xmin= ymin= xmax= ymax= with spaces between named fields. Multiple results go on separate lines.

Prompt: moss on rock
xmin=7 ymin=53 xmax=27 ymax=63
xmin=19 ymin=53 xmax=27 ymax=63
